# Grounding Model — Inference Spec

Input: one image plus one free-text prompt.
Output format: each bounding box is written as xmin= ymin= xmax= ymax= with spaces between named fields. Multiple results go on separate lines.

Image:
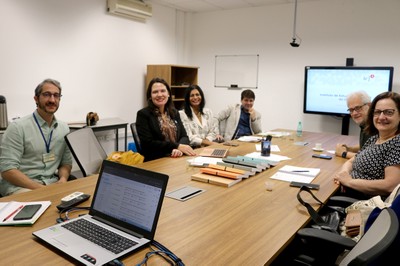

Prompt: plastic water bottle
xmin=296 ymin=121 xmax=302 ymax=137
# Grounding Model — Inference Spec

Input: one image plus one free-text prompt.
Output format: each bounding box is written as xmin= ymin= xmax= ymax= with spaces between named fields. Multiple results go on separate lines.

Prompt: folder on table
xmin=207 ymin=164 xmax=253 ymax=178
xmin=200 ymin=168 xmax=242 ymax=179
xmin=191 ymin=173 xmax=242 ymax=187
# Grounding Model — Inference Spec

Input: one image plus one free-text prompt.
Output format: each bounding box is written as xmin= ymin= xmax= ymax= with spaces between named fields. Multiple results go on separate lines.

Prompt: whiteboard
xmin=214 ymin=54 xmax=259 ymax=89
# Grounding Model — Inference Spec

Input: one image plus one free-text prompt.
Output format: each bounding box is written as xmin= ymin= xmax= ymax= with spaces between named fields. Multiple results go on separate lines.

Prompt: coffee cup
xmin=314 ymin=143 xmax=323 ymax=150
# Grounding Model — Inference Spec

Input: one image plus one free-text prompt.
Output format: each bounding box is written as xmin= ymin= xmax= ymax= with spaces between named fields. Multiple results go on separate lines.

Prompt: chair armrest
xmin=297 ymin=228 xmax=356 ymax=249
xmin=55 ymin=173 xmax=77 ymax=181
xmin=328 ymin=196 xmax=358 ymax=207
xmin=295 ymin=228 xmax=357 ymax=265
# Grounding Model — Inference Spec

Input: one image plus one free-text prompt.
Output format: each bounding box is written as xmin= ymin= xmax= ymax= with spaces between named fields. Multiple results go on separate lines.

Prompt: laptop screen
xmin=90 ymin=160 xmax=169 ymax=239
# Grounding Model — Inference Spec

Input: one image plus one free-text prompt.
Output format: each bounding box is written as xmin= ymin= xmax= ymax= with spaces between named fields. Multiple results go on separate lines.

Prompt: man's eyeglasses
xmin=40 ymin=92 xmax=62 ymax=99
xmin=373 ymin=109 xmax=396 ymax=117
xmin=347 ymin=103 xmax=367 ymax=114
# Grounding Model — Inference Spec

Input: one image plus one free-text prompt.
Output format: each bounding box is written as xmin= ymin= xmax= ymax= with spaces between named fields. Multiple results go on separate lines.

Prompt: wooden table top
xmin=0 ymin=130 xmax=357 ymax=265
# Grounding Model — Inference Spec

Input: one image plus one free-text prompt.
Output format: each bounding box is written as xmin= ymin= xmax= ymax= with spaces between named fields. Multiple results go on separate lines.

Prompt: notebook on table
xmin=33 ymin=160 xmax=169 ymax=266
xmin=199 ymin=148 xmax=228 ymax=158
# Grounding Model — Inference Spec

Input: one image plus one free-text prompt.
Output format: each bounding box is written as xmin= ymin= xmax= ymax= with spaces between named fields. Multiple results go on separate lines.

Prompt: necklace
xmin=377 ymin=134 xmax=396 ymax=144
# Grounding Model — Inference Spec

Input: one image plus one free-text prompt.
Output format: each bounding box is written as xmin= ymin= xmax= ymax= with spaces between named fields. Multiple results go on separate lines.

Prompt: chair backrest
xmin=339 ymin=208 xmax=399 ymax=266
xmin=65 ymin=127 xmax=107 ymax=177
xmin=384 ymin=183 xmax=400 ymax=203
xmin=130 ymin=123 xmax=142 ymax=154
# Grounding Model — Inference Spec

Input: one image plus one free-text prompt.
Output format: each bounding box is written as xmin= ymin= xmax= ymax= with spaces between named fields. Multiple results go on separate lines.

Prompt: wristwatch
xmin=341 ymin=151 xmax=347 ymax=158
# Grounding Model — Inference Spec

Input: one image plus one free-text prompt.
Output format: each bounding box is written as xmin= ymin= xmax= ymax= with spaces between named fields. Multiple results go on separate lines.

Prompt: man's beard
xmin=38 ymin=102 xmax=58 ymax=114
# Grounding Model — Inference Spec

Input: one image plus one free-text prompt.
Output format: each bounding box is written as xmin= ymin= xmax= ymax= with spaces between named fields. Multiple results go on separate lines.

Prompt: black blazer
xmin=136 ymin=107 xmax=190 ymax=161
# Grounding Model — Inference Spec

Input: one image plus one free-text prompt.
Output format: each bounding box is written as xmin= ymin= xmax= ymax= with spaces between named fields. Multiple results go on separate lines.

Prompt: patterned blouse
xmin=351 ymin=134 xmax=400 ymax=180
xmin=155 ymin=110 xmax=177 ymax=143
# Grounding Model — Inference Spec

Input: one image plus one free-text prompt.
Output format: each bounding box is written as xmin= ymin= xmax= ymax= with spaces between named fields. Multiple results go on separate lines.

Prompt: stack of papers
xmin=270 ymin=165 xmax=320 ymax=183
xmin=237 ymin=136 xmax=262 ymax=142
xmin=245 ymin=152 xmax=291 ymax=163
xmin=258 ymin=131 xmax=291 ymax=138
xmin=188 ymin=157 xmax=223 ymax=166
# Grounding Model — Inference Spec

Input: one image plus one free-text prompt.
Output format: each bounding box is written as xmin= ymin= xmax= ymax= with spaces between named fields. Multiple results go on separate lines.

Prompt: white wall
xmin=188 ymin=0 xmax=400 ymax=136
xmin=0 ymin=0 xmax=178 ymax=126
xmin=1 ymin=0 xmax=400 ymax=143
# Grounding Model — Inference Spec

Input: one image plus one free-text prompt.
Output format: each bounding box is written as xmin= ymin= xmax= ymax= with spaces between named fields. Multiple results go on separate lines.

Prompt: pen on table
xmin=180 ymin=190 xmax=203 ymax=200
xmin=292 ymin=170 xmax=309 ymax=172
xmin=3 ymin=205 xmax=24 ymax=222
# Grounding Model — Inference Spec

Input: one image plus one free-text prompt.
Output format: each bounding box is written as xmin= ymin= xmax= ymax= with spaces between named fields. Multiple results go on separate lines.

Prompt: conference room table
xmin=0 ymin=130 xmax=358 ymax=265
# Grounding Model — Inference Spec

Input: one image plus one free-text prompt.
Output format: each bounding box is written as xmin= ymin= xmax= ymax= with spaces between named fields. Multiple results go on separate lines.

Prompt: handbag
xmin=297 ymin=186 xmax=346 ymax=233
xmin=340 ymin=193 xmax=393 ymax=239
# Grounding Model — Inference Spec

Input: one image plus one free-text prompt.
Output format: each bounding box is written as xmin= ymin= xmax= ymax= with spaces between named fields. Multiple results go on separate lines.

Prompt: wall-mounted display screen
xmin=304 ymin=66 xmax=394 ymax=116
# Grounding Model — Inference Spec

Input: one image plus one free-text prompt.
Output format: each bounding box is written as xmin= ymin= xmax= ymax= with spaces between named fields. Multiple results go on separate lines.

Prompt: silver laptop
xmin=199 ymin=148 xmax=228 ymax=158
xmin=33 ymin=160 xmax=169 ymax=265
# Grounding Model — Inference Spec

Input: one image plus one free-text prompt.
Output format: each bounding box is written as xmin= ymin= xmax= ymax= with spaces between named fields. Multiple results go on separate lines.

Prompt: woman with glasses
xmin=136 ymin=77 xmax=196 ymax=162
xmin=179 ymin=85 xmax=223 ymax=147
xmin=334 ymin=91 xmax=400 ymax=199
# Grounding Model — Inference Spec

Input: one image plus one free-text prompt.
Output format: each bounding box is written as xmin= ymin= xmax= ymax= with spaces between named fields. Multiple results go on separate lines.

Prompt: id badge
xmin=43 ymin=153 xmax=55 ymax=163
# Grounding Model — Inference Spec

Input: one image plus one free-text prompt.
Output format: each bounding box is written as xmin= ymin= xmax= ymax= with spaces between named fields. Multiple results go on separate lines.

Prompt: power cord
xmin=136 ymin=240 xmax=185 ymax=266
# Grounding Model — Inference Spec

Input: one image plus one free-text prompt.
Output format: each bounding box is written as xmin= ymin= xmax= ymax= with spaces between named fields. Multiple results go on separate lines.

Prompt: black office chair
xmin=289 ymin=185 xmax=400 ymax=265
xmin=294 ymin=207 xmax=399 ymax=266
xmin=65 ymin=127 xmax=107 ymax=177
xmin=130 ymin=122 xmax=142 ymax=154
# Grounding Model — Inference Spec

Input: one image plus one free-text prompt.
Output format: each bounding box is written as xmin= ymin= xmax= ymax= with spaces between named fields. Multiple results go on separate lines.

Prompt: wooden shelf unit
xmin=146 ymin=65 xmax=199 ymax=110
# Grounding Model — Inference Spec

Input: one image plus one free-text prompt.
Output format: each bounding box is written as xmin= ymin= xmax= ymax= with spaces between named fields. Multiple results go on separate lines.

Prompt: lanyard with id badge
xmin=33 ymin=113 xmax=55 ymax=163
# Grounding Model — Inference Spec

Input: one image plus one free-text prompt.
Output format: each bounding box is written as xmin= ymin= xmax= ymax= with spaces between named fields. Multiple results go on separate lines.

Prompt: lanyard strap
xmin=33 ymin=113 xmax=54 ymax=153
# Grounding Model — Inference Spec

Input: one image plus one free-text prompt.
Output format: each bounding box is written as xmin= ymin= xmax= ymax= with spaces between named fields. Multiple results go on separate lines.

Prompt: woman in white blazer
xmin=179 ymin=85 xmax=222 ymax=147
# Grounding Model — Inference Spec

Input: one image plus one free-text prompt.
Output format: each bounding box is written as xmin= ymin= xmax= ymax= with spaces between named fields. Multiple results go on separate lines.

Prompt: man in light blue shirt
xmin=0 ymin=79 xmax=72 ymax=196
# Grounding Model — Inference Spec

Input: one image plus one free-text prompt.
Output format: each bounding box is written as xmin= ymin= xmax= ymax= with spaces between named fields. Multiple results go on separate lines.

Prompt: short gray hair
xmin=347 ymin=90 xmax=371 ymax=104
xmin=34 ymin=78 xmax=62 ymax=97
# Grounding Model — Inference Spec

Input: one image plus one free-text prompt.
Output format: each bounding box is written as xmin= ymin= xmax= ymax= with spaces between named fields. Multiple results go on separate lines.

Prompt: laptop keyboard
xmin=211 ymin=149 xmax=227 ymax=157
xmin=62 ymin=219 xmax=138 ymax=254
